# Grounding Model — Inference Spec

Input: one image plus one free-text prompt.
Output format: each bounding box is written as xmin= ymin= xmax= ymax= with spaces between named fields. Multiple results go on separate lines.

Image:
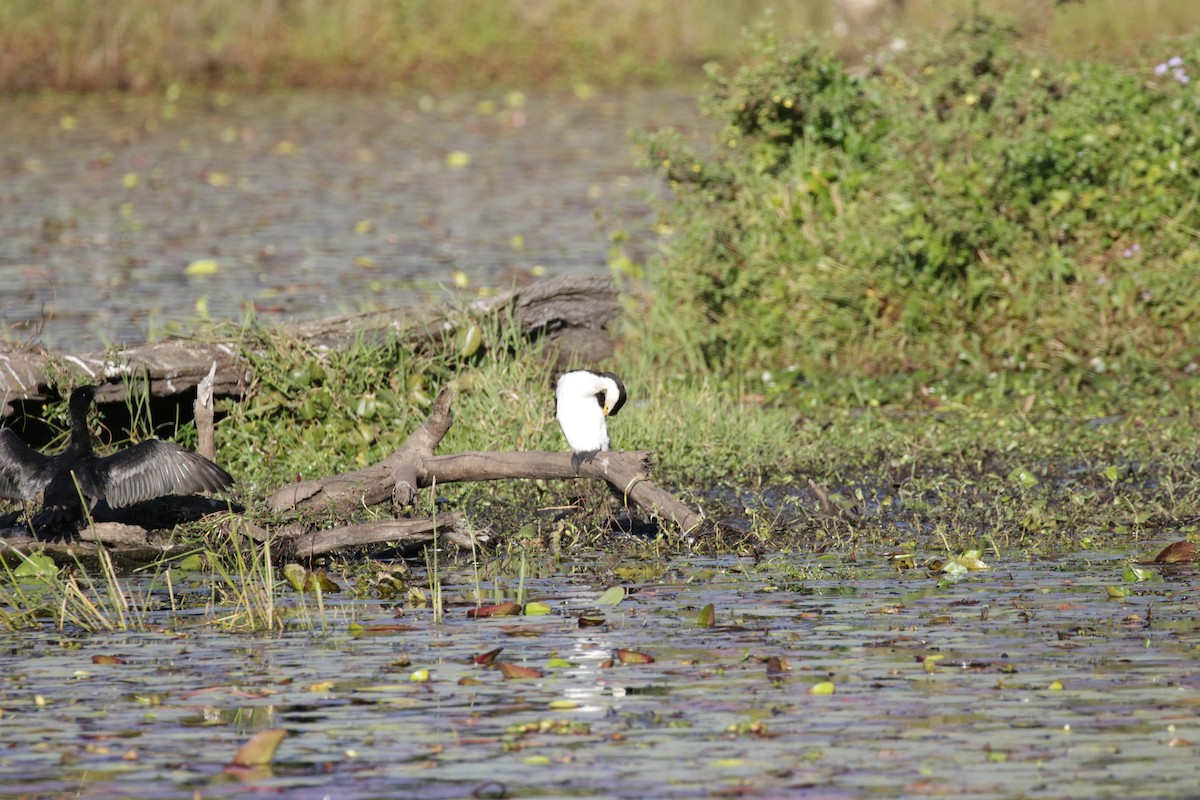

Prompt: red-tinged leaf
xmin=696 ymin=603 xmax=715 ymax=628
xmin=357 ymin=624 xmax=418 ymax=633
xmin=229 ymin=728 xmax=286 ymax=767
xmin=578 ymin=616 xmax=606 ymax=628
xmin=473 ymin=647 xmax=504 ymax=666
xmin=598 ymin=659 xmax=614 ymax=668
xmin=615 ymin=649 xmax=655 ymax=665
xmin=91 ymin=654 xmax=126 ymax=665
xmin=498 ymin=662 xmax=543 ymax=679
xmin=468 ymin=602 xmax=523 ymax=619
xmin=499 ymin=626 xmax=544 ymax=637
xmin=1154 ymin=541 xmax=1196 ymax=564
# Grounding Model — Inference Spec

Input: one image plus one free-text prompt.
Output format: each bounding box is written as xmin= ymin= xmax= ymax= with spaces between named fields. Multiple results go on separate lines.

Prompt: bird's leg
xmin=572 ymin=449 xmax=601 ymax=476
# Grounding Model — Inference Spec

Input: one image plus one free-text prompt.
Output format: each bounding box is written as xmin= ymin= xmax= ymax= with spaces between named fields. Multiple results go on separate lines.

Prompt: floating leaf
xmin=696 ymin=603 xmax=715 ymax=628
xmin=596 ymin=586 xmax=626 ymax=606
xmin=468 ymin=602 xmax=523 ymax=618
xmin=548 ymin=699 xmax=579 ymax=710
xmin=409 ymin=669 xmax=430 ymax=682
xmin=473 ymin=648 xmax=503 ymax=666
xmin=545 ymin=658 xmax=572 ymax=669
xmin=1122 ymin=565 xmax=1150 ymax=583
xmin=281 ymin=563 xmax=307 ymax=591
xmin=230 ymin=729 xmax=286 ymax=767
xmin=944 ymin=550 xmax=990 ymax=573
xmin=13 ymin=552 xmax=58 ymax=578
xmin=91 ymin=654 xmax=126 ymax=665
xmin=445 ymin=150 xmax=471 ymax=168
xmin=499 ymin=663 xmax=543 ymax=679
xmin=615 ymin=649 xmax=655 ymax=665
xmin=1048 ymin=679 xmax=1064 ymax=690
xmin=577 ymin=616 xmax=606 ymax=628
xmin=185 ymin=258 xmax=220 ymax=276
xmin=354 ymin=219 xmax=374 ymax=235
xmin=523 ymin=601 xmax=552 ymax=617
xmin=808 ymin=681 xmax=835 ymax=695
xmin=922 ymin=654 xmax=945 ymax=673
xmin=1105 ymin=585 xmax=1129 ymax=598
xmin=1153 ymin=541 xmax=1196 ymax=564
xmin=765 ymin=656 xmax=789 ymax=676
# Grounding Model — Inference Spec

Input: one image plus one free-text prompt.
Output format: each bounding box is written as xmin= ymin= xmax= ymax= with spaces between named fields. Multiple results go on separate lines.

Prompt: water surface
xmin=1 ymin=90 xmax=703 ymax=351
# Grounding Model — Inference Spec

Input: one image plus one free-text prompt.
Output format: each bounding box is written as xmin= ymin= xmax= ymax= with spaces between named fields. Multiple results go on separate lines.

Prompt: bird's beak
xmin=602 ymin=404 xmax=610 ymax=416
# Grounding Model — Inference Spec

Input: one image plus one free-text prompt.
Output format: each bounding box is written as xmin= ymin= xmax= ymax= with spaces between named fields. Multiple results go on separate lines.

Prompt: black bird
xmin=0 ymin=385 xmax=234 ymax=538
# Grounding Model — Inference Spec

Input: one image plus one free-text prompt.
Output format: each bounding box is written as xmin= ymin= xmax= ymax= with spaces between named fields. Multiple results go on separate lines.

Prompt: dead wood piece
xmin=0 ymin=339 xmax=250 ymax=413
xmin=266 ymin=387 xmax=704 ymax=535
xmin=279 ymin=513 xmax=468 ymax=558
xmin=78 ymin=522 xmax=156 ymax=547
xmin=2 ymin=275 xmax=619 ymax=414
xmin=808 ymin=479 xmax=863 ymax=523
xmin=384 ymin=385 xmax=455 ymax=504
xmin=195 ymin=361 xmax=218 ymax=461
xmin=269 ymin=464 xmax=395 ymax=514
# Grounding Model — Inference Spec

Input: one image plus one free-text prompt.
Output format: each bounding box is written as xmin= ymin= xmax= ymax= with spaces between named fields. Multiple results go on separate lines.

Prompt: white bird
xmin=555 ymin=370 xmax=627 ymax=470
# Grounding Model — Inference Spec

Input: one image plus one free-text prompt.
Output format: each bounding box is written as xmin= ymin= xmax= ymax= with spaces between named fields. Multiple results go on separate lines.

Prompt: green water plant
xmin=634 ymin=13 xmax=1200 ymax=392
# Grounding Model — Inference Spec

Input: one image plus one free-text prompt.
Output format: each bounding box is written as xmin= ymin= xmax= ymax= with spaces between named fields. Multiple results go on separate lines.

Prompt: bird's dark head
xmin=595 ymin=372 xmax=627 ymax=417
xmin=68 ymin=385 xmax=98 ymax=411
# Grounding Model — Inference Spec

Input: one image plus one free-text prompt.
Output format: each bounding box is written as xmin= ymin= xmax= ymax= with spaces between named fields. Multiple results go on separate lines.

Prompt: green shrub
xmin=635 ymin=12 xmax=1200 ymax=391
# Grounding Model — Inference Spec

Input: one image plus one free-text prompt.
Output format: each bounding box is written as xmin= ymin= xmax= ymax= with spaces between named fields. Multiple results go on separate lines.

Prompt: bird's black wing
xmin=0 ymin=428 xmax=55 ymax=501
xmin=95 ymin=440 xmax=234 ymax=508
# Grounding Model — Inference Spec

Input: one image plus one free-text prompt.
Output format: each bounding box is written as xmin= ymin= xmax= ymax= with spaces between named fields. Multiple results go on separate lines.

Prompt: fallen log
xmin=0 ymin=275 xmax=620 ymax=414
xmin=268 ymin=386 xmax=704 ymax=534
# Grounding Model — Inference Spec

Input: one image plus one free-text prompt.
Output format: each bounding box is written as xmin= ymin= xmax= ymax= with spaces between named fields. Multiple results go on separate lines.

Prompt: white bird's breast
xmin=555 ymin=371 xmax=617 ymax=454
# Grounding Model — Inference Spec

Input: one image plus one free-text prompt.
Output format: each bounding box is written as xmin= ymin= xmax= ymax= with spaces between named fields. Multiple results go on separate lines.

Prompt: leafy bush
xmin=635 ymin=13 xmax=1200 ymax=390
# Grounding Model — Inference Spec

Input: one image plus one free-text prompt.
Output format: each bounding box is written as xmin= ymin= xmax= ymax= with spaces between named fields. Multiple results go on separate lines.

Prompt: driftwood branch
xmin=195 ymin=362 xmax=219 ymax=461
xmin=230 ymin=514 xmax=471 ymax=557
xmin=268 ymin=386 xmax=703 ymax=534
xmin=1 ymin=275 xmax=620 ymax=414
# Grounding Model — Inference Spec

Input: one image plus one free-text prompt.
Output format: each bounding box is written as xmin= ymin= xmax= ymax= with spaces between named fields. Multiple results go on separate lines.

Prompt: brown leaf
xmin=230 ymin=728 xmax=286 ymax=767
xmin=498 ymin=662 xmax=543 ymax=679
xmin=1153 ymin=540 xmax=1196 ymax=564
xmin=473 ymin=647 xmax=504 ymax=666
xmin=696 ymin=603 xmax=715 ymax=629
xmin=577 ymin=616 xmax=606 ymax=628
xmin=468 ymin=602 xmax=523 ymax=619
xmin=614 ymin=649 xmax=655 ymax=665
xmin=91 ymin=654 xmax=126 ymax=665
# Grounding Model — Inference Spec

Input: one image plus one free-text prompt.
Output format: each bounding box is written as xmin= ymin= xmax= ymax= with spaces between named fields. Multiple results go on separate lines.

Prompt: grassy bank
xmin=631 ymin=11 xmax=1200 ymax=397
xmin=198 ymin=319 xmax=1200 ymax=553
xmin=2 ymin=0 xmax=1199 ymax=93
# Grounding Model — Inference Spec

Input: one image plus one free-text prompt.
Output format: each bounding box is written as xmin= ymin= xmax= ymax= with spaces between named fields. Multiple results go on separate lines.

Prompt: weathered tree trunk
xmin=268 ymin=386 xmax=704 ymax=534
xmin=0 ymin=275 xmax=620 ymax=414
